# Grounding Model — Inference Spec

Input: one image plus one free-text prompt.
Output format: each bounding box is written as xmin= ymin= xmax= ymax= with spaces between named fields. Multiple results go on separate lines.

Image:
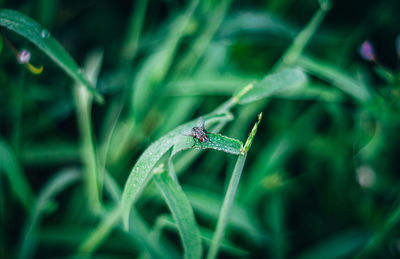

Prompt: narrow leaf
xmin=154 ymin=166 xmax=202 ymax=259
xmin=238 ymin=68 xmax=307 ymax=104
xmin=207 ymin=154 xmax=248 ymax=259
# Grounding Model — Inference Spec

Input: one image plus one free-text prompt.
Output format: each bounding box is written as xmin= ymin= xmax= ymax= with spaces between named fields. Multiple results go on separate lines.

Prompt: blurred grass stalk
xmin=73 ymin=50 xmax=104 ymax=213
xmin=0 ymin=139 xmax=33 ymax=211
xmin=207 ymin=113 xmax=262 ymax=259
xmin=273 ymin=0 xmax=331 ymax=70
xmin=120 ymin=0 xmax=148 ymax=62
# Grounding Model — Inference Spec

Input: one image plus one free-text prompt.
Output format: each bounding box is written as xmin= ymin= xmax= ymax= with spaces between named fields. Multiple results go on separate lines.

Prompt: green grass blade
xmin=173 ymin=133 xmax=243 ymax=156
xmin=19 ymin=169 xmax=81 ymax=259
xmin=207 ymin=115 xmax=262 ymax=259
xmin=120 ymin=0 xmax=148 ymax=61
xmin=273 ymin=0 xmax=331 ymax=69
xmin=207 ymin=154 xmax=248 ymax=259
xmin=238 ymin=68 xmax=307 ymax=104
xmin=73 ymin=50 xmax=104 ymax=213
xmin=153 ymin=166 xmax=202 ymax=259
xmin=0 ymin=138 xmax=33 ymax=211
xmin=297 ymin=55 xmax=372 ymax=101
xmin=0 ymin=9 xmax=104 ymax=103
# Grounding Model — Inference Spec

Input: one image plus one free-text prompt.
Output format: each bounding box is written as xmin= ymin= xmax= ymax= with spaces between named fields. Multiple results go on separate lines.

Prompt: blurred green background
xmin=1 ymin=0 xmax=400 ymax=258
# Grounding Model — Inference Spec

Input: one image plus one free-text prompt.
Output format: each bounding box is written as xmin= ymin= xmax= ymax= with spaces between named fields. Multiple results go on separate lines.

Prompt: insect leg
xmin=191 ymin=137 xmax=197 ymax=148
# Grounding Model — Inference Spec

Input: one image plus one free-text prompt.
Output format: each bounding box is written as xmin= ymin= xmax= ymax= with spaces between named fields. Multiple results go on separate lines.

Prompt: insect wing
xmin=180 ymin=128 xmax=194 ymax=136
xmin=196 ymin=116 xmax=205 ymax=129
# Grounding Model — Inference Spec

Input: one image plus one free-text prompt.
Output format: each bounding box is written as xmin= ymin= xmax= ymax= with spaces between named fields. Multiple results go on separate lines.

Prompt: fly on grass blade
xmin=181 ymin=116 xmax=210 ymax=145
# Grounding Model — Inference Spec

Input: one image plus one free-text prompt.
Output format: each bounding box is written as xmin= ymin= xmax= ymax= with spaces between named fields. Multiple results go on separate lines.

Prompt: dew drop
xmin=41 ymin=29 xmax=51 ymax=38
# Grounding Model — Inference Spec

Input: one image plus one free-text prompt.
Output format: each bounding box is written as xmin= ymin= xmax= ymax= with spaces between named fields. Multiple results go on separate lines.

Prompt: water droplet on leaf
xmin=41 ymin=29 xmax=51 ymax=38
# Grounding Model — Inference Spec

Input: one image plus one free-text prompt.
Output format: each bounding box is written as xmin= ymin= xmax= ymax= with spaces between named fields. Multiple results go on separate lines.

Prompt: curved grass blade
xmin=0 ymin=9 xmax=104 ymax=103
xmin=297 ymin=55 xmax=371 ymax=102
xmin=153 ymin=165 xmax=202 ymax=259
xmin=0 ymin=138 xmax=34 ymax=211
xmin=238 ymin=68 xmax=307 ymax=104
xmin=273 ymin=0 xmax=331 ymax=69
xmin=19 ymin=169 xmax=81 ymax=259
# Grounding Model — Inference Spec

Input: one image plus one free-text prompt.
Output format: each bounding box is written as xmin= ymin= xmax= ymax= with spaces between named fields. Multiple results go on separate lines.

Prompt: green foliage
xmin=1 ymin=0 xmax=400 ymax=258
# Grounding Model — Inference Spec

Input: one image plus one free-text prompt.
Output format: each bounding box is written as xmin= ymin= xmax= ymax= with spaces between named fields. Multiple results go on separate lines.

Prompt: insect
xmin=181 ymin=117 xmax=210 ymax=145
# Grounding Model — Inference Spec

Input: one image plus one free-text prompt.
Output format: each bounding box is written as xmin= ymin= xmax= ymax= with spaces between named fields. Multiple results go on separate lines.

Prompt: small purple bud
xmin=395 ymin=35 xmax=400 ymax=59
xmin=17 ymin=49 xmax=31 ymax=64
xmin=359 ymin=41 xmax=376 ymax=62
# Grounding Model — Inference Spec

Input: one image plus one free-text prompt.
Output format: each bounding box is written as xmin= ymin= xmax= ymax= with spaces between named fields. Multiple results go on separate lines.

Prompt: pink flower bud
xmin=17 ymin=49 xmax=31 ymax=64
xmin=359 ymin=41 xmax=376 ymax=62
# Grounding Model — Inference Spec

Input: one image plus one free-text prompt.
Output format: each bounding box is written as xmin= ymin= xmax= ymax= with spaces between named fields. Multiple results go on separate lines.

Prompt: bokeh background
xmin=1 ymin=0 xmax=400 ymax=258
